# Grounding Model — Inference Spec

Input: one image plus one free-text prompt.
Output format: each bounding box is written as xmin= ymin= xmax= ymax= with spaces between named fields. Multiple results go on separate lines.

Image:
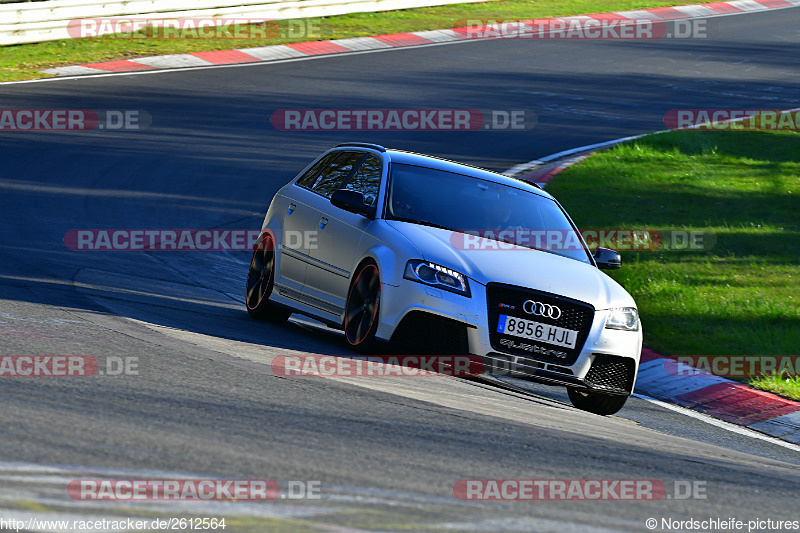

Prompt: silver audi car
xmin=246 ymin=143 xmax=642 ymax=415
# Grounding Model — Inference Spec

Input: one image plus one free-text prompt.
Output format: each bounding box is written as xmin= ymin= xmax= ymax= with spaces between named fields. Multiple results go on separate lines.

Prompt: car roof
xmin=330 ymin=144 xmax=552 ymax=199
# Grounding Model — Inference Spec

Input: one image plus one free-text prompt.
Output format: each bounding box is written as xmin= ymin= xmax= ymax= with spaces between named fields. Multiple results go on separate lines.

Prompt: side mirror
xmin=594 ymin=247 xmax=621 ymax=270
xmin=331 ymin=189 xmax=375 ymax=218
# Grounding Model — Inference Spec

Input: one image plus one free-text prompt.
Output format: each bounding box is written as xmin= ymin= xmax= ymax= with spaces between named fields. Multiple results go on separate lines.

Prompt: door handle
xmin=287 ymin=203 xmax=296 ymax=214
xmin=319 ymin=217 xmax=328 ymax=229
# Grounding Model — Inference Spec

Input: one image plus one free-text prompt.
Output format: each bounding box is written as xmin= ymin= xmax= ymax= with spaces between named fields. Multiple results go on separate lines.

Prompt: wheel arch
xmin=352 ymin=240 xmax=411 ymax=289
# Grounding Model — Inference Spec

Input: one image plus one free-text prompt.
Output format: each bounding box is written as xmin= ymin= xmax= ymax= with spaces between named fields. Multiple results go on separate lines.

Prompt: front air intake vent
xmin=584 ymin=354 xmax=635 ymax=394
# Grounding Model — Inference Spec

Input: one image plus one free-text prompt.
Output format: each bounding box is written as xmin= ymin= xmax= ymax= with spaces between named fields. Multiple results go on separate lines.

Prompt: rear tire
xmin=245 ymin=231 xmax=291 ymax=323
xmin=344 ymin=262 xmax=381 ymax=353
xmin=567 ymin=388 xmax=628 ymax=416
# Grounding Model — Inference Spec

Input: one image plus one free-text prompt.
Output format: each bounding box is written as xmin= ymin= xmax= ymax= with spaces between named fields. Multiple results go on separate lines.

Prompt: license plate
xmin=497 ymin=314 xmax=577 ymax=349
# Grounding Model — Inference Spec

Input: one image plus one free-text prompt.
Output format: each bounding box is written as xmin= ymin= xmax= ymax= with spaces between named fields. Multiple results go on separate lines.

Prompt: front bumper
xmin=378 ymin=278 xmax=642 ymax=395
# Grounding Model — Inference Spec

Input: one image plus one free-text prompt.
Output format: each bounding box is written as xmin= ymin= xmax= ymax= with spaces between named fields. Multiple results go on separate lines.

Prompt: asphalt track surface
xmin=1 ymin=7 xmax=799 ymax=532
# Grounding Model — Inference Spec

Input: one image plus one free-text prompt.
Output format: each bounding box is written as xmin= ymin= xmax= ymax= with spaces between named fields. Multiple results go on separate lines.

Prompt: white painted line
xmin=728 ymin=0 xmax=771 ymax=11
xmin=672 ymin=4 xmax=720 ymax=17
xmin=237 ymin=44 xmax=307 ymax=60
xmin=555 ymin=15 xmax=595 ymax=22
xmin=332 ymin=36 xmax=393 ymax=51
xmin=615 ymin=9 xmax=663 ymax=19
xmin=537 ymin=134 xmax=648 ymax=163
xmin=502 ymin=161 xmax=543 ymax=176
xmin=410 ymin=29 xmax=461 ymax=42
xmin=134 ymin=54 xmax=213 ymax=68
xmin=40 ymin=65 xmax=104 ymax=76
xmin=503 ymin=133 xmax=651 ymax=181
xmin=633 ymin=393 xmax=800 ymax=452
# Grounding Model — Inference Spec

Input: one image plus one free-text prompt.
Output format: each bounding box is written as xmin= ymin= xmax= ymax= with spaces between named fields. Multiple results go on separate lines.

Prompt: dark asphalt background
xmin=0 ymin=8 xmax=798 ymax=532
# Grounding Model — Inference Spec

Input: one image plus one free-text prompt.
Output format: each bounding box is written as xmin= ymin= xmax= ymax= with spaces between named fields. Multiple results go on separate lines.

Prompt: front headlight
xmin=403 ymin=259 xmax=471 ymax=297
xmin=605 ymin=307 xmax=639 ymax=331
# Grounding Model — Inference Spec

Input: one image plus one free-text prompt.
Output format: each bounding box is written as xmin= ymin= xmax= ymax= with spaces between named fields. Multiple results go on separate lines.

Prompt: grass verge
xmin=546 ymin=129 xmax=800 ymax=400
xmin=2 ymin=0 xmax=699 ymax=82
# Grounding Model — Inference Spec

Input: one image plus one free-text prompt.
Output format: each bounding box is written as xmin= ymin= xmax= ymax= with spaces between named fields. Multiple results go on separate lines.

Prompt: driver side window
xmin=310 ymin=152 xmax=364 ymax=198
xmin=344 ymin=155 xmax=382 ymax=206
xmin=296 ymin=152 xmax=338 ymax=189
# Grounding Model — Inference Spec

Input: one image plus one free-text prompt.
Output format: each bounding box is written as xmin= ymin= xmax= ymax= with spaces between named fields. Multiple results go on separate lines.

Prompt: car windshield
xmin=386 ymin=163 xmax=592 ymax=264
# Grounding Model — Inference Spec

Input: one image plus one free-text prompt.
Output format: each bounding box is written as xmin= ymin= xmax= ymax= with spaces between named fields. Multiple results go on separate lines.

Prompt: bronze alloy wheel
xmin=344 ymin=262 xmax=381 ymax=351
xmin=246 ymin=231 xmax=290 ymax=322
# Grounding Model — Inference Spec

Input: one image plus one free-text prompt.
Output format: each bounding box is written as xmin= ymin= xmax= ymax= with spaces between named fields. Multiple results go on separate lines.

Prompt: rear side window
xmin=310 ymin=152 xmax=365 ymax=198
xmin=344 ymin=155 xmax=382 ymax=206
xmin=296 ymin=152 xmax=339 ymax=189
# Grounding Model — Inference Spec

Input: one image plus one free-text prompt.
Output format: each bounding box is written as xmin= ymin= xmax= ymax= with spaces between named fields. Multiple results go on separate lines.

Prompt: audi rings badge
xmin=522 ymin=300 xmax=562 ymax=320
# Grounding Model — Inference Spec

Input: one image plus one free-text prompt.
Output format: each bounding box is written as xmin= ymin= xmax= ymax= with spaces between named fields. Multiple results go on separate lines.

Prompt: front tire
xmin=246 ymin=231 xmax=291 ymax=323
xmin=567 ymin=388 xmax=628 ymax=416
xmin=344 ymin=262 xmax=381 ymax=352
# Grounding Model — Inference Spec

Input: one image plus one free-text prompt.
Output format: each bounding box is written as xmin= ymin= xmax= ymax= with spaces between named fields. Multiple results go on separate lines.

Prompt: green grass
xmin=546 ymin=130 xmax=800 ymax=400
xmin=1 ymin=0 xmax=700 ymax=81
xmin=750 ymin=374 xmax=800 ymax=399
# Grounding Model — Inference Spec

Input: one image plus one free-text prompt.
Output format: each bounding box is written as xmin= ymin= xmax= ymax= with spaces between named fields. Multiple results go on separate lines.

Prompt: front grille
xmin=486 ymin=283 xmax=594 ymax=365
xmin=390 ymin=311 xmax=470 ymax=355
xmin=584 ymin=354 xmax=635 ymax=394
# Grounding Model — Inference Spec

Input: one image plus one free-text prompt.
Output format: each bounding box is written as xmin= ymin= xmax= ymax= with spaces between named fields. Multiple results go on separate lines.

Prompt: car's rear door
xmin=274 ymin=152 xmax=339 ymax=294
xmin=284 ymin=150 xmax=366 ymax=317
xmin=303 ymin=153 xmax=384 ymax=313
